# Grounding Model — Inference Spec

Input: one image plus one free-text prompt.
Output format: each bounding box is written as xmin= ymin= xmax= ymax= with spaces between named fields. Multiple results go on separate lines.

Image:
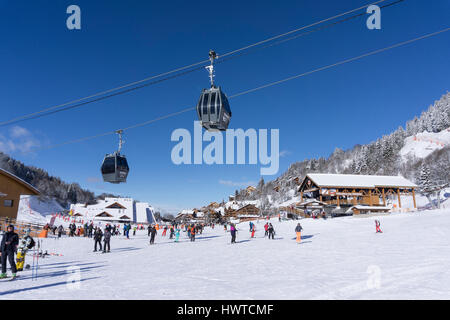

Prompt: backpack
xmin=27 ymin=237 xmax=36 ymax=249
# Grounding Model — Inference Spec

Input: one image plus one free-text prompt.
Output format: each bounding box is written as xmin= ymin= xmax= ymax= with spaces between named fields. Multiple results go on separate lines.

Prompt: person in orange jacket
xmin=251 ymin=225 xmax=256 ymax=238
xmin=295 ymin=223 xmax=303 ymax=243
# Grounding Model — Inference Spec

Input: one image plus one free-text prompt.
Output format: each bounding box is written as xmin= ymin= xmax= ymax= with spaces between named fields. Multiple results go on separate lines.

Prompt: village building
xmin=0 ymin=168 xmax=40 ymax=219
xmin=297 ymin=173 xmax=417 ymax=215
xmin=245 ymin=186 xmax=257 ymax=195
xmin=70 ymin=197 xmax=156 ymax=224
xmin=174 ymin=209 xmax=206 ymax=223
xmin=224 ymin=204 xmax=261 ymax=222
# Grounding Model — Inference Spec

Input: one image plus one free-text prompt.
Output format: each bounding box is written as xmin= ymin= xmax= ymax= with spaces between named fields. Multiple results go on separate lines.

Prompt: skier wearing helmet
xmin=16 ymin=228 xmax=35 ymax=271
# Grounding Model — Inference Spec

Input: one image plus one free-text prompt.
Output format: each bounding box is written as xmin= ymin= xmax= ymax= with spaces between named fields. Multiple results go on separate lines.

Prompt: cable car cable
xmin=31 ymin=27 xmax=449 ymax=152
xmin=0 ymin=0 xmax=395 ymax=127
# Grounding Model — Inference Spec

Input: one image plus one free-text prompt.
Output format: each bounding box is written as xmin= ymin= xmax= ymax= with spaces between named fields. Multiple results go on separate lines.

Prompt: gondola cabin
xmin=196 ymin=86 xmax=231 ymax=131
xmin=101 ymin=153 xmax=129 ymax=184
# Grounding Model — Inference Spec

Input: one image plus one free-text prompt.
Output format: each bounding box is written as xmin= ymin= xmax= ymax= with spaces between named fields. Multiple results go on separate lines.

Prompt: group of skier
xmin=92 ymin=226 xmax=112 ymax=253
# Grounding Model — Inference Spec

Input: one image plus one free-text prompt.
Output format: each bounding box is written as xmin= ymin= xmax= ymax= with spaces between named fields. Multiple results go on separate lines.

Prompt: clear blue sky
xmin=0 ymin=0 xmax=449 ymax=213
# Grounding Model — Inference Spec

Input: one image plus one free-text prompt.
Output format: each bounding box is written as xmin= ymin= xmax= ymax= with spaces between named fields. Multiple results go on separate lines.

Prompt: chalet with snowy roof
xmin=225 ymin=204 xmax=260 ymax=222
xmin=297 ymin=173 xmax=417 ymax=215
xmin=175 ymin=209 xmax=206 ymax=223
xmin=70 ymin=197 xmax=156 ymax=224
xmin=0 ymin=168 xmax=40 ymax=219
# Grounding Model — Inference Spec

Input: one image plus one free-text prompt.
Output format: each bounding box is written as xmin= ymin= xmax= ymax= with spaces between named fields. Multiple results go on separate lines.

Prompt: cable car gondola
xmin=196 ymin=50 xmax=232 ymax=131
xmin=101 ymin=130 xmax=129 ymax=184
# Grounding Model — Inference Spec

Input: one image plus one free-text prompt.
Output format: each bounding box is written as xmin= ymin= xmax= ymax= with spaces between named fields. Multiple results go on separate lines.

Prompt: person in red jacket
xmin=264 ymin=223 xmax=269 ymax=237
xmin=251 ymin=224 xmax=256 ymax=238
xmin=375 ymin=220 xmax=383 ymax=233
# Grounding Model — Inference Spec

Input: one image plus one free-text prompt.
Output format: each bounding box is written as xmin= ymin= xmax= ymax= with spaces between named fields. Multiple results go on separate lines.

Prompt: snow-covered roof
xmin=306 ymin=174 xmax=417 ymax=188
xmin=346 ymin=205 xmax=391 ymax=213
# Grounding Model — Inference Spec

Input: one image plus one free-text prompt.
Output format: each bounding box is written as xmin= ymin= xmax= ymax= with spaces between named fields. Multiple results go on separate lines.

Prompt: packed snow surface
xmin=400 ymin=127 xmax=450 ymax=161
xmin=1 ymin=209 xmax=450 ymax=299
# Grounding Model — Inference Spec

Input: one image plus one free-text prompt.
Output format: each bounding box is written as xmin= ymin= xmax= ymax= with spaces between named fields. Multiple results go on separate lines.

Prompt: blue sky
xmin=0 ymin=0 xmax=449 ymax=213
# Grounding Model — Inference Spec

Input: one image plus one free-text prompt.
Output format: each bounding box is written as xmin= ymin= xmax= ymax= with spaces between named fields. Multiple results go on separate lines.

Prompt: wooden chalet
xmin=0 ymin=168 xmax=40 ymax=219
xmin=225 ymin=204 xmax=260 ymax=221
xmin=297 ymin=173 xmax=417 ymax=214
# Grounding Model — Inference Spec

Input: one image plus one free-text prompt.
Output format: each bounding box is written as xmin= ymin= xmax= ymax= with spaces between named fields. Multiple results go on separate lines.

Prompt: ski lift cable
xmin=0 ymin=0 xmax=392 ymax=127
xmin=32 ymin=27 xmax=449 ymax=152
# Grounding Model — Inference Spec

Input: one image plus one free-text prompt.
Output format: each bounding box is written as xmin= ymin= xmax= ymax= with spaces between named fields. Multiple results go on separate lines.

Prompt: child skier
xmin=267 ymin=223 xmax=275 ymax=240
xmin=162 ymin=226 xmax=167 ymax=237
xmin=230 ymin=224 xmax=237 ymax=244
xmin=375 ymin=220 xmax=383 ymax=233
xmin=264 ymin=223 xmax=269 ymax=237
xmin=251 ymin=224 xmax=256 ymax=238
xmin=295 ymin=223 xmax=303 ymax=243
xmin=16 ymin=229 xmax=35 ymax=271
xmin=175 ymin=227 xmax=181 ymax=242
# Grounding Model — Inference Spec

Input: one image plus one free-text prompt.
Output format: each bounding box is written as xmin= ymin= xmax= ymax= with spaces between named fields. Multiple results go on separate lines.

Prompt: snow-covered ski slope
xmin=16 ymin=195 xmax=65 ymax=225
xmin=1 ymin=209 xmax=449 ymax=299
xmin=400 ymin=127 xmax=450 ymax=161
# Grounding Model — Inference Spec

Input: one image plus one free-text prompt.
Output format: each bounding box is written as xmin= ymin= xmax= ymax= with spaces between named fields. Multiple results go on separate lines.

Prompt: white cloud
xmin=279 ymin=150 xmax=291 ymax=157
xmin=10 ymin=126 xmax=31 ymax=138
xmin=219 ymin=180 xmax=257 ymax=187
xmin=0 ymin=126 xmax=40 ymax=154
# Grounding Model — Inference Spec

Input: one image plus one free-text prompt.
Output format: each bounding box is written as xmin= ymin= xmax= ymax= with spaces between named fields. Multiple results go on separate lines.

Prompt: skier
xmin=267 ymin=223 xmax=275 ymax=240
xmin=251 ymin=224 xmax=256 ymax=238
xmin=224 ymin=224 xmax=227 ymax=232
xmin=249 ymin=221 xmax=253 ymax=232
xmin=295 ymin=223 xmax=303 ymax=243
xmin=264 ymin=222 xmax=269 ymax=237
xmin=88 ymin=223 xmax=94 ymax=238
xmin=175 ymin=227 xmax=181 ymax=242
xmin=93 ymin=227 xmax=103 ymax=252
xmin=0 ymin=225 xmax=19 ymax=279
xmin=16 ymin=229 xmax=35 ymax=271
xmin=57 ymin=225 xmax=64 ymax=238
xmin=149 ymin=225 xmax=157 ymax=245
xmin=375 ymin=220 xmax=383 ymax=233
xmin=133 ymin=226 xmax=137 ymax=236
xmin=103 ymin=228 xmax=111 ymax=253
xmin=191 ymin=225 xmax=196 ymax=242
xmin=169 ymin=226 xmax=175 ymax=239
xmin=162 ymin=226 xmax=167 ymax=237
xmin=230 ymin=223 xmax=237 ymax=244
